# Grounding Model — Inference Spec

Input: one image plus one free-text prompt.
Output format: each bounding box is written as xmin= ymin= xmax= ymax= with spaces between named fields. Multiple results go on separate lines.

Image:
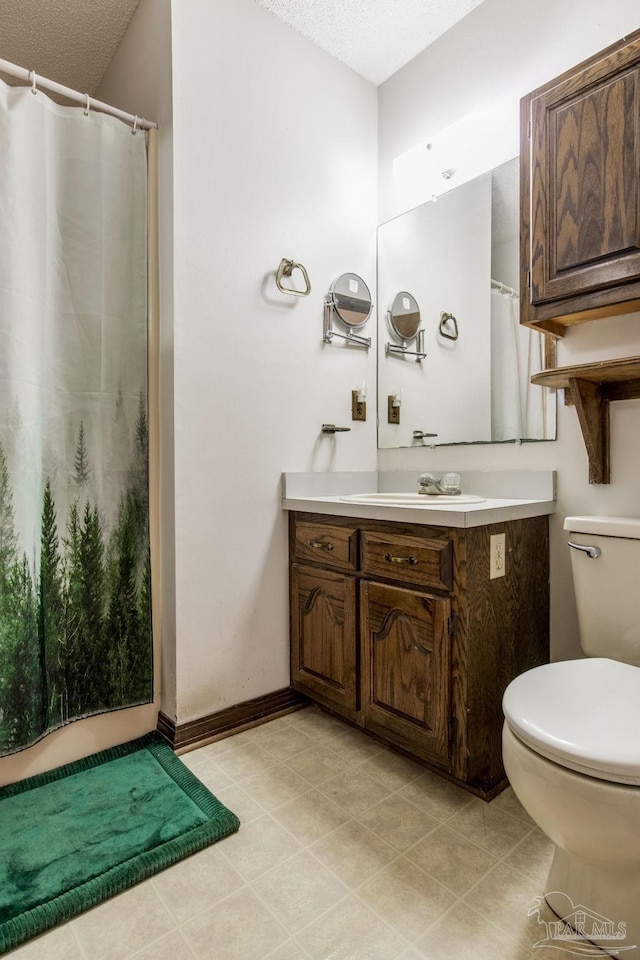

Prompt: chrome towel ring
xmin=275 ymin=258 xmax=311 ymax=297
xmin=439 ymin=311 xmax=459 ymax=341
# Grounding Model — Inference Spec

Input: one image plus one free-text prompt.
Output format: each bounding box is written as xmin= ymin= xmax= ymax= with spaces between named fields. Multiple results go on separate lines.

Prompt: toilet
xmin=503 ymin=516 xmax=640 ymax=958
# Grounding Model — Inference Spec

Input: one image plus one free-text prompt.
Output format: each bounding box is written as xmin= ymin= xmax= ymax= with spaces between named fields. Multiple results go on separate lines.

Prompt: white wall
xmin=99 ymin=0 xmax=378 ymax=727
xmin=169 ymin=0 xmax=377 ymax=722
xmin=378 ymin=0 xmax=640 ymax=661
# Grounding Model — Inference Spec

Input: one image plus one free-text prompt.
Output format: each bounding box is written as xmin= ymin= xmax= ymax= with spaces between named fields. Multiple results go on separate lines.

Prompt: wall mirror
xmin=323 ymin=272 xmax=373 ymax=348
xmin=385 ymin=292 xmax=427 ymax=361
xmin=389 ymin=291 xmax=420 ymax=340
xmin=377 ymin=158 xmax=557 ymax=448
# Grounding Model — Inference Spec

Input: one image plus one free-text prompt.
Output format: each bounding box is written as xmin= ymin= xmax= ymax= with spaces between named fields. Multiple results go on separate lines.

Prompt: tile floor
xmin=9 ymin=706 xmax=568 ymax=960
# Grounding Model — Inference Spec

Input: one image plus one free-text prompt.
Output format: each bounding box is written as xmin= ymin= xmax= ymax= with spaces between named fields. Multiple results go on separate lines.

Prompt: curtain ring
xmin=132 ymin=115 xmax=139 ymax=135
xmin=30 ymin=71 xmax=38 ymax=95
xmin=84 ymin=94 xmax=90 ymax=116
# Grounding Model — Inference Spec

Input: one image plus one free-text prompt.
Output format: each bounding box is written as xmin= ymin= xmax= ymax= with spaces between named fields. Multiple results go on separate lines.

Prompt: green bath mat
xmin=0 ymin=732 xmax=240 ymax=954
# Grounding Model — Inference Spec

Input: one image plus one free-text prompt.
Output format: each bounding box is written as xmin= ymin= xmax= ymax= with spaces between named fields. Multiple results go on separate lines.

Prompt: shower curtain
xmin=0 ymin=80 xmax=152 ymax=756
xmin=490 ymin=289 xmax=547 ymax=441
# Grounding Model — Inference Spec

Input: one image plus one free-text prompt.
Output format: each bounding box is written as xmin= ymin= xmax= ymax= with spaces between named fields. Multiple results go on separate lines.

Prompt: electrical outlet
xmin=490 ymin=533 xmax=506 ymax=579
xmin=351 ymin=390 xmax=366 ymax=421
xmin=387 ymin=396 xmax=400 ymax=424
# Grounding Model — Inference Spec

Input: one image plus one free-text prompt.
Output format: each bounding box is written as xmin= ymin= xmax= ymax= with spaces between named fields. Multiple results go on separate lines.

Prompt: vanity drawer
xmin=294 ymin=522 xmax=358 ymax=572
xmin=361 ymin=531 xmax=452 ymax=592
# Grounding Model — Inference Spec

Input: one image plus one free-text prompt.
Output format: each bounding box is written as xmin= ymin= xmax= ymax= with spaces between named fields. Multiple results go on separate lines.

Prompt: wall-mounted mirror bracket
xmin=323 ymin=273 xmax=373 ymax=349
xmin=385 ymin=328 xmax=427 ymax=362
xmin=323 ymin=302 xmax=371 ymax=347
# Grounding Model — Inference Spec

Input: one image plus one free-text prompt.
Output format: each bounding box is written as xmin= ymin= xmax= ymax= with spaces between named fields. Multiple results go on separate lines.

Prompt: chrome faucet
xmin=418 ymin=473 xmax=461 ymax=496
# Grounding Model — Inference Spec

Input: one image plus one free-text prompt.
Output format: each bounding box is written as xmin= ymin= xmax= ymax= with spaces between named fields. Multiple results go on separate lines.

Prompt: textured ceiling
xmin=0 ymin=0 xmax=141 ymax=95
xmin=0 ymin=0 xmax=486 ymax=97
xmin=255 ymin=0 xmax=488 ymax=85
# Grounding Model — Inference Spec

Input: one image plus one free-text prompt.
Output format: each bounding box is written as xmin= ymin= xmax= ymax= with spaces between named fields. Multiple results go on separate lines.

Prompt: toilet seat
xmin=503 ymin=657 xmax=640 ymax=785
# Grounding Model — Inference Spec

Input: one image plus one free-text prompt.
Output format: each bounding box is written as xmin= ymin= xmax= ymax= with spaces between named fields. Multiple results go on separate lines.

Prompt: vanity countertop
xmin=282 ymin=494 xmax=555 ymax=528
xmin=282 ymin=474 xmax=555 ymax=527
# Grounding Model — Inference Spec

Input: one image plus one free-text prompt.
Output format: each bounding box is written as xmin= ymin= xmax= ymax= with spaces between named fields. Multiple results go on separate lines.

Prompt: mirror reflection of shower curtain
xmin=491 ymin=289 xmax=547 ymax=441
xmin=0 ymin=80 xmax=152 ymax=756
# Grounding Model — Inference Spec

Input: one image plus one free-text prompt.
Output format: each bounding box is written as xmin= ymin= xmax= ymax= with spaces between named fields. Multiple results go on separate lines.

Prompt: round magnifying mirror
xmin=388 ymin=292 xmax=421 ymax=342
xmin=328 ymin=273 xmax=372 ymax=329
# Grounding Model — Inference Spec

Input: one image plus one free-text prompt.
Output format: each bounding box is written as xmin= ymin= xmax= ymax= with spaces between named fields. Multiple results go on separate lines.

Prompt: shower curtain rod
xmin=491 ymin=278 xmax=519 ymax=298
xmin=0 ymin=57 xmax=157 ymax=130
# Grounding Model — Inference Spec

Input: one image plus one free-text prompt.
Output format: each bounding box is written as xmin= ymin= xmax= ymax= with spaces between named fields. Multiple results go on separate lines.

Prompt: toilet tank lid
xmin=563 ymin=516 xmax=640 ymax=538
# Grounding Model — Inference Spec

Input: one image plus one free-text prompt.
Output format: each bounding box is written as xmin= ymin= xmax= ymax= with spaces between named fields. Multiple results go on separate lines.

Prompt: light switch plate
xmin=351 ymin=390 xmax=366 ymax=421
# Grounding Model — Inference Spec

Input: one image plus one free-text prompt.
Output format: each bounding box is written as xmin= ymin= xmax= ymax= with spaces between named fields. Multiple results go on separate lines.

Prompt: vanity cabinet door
xmin=360 ymin=580 xmax=451 ymax=766
xmin=290 ymin=564 xmax=357 ymax=720
xmin=521 ymin=29 xmax=640 ymax=334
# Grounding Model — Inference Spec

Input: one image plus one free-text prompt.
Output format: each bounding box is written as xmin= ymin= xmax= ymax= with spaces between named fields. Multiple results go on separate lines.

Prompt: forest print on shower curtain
xmin=0 ymin=79 xmax=152 ymax=756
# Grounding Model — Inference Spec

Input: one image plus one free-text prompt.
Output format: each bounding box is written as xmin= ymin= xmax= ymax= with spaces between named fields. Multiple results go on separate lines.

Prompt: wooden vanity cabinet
xmin=520 ymin=28 xmax=640 ymax=335
xmin=289 ymin=512 xmax=549 ymax=799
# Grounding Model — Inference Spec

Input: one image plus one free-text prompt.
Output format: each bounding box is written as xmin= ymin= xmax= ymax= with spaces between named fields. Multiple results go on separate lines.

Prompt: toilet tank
xmin=564 ymin=516 xmax=640 ymax=666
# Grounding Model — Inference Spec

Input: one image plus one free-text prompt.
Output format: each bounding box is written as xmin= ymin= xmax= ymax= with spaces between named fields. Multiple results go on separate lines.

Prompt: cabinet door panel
xmin=291 ymin=564 xmax=357 ymax=718
xmin=525 ymin=34 xmax=640 ymax=323
xmin=552 ymin=74 xmax=638 ymax=273
xmin=361 ymin=581 xmax=451 ymax=764
xmin=531 ymin=65 xmax=640 ymax=304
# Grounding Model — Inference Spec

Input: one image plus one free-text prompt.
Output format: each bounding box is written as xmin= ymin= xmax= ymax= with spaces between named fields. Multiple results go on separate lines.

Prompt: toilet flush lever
xmin=567 ymin=541 xmax=601 ymax=559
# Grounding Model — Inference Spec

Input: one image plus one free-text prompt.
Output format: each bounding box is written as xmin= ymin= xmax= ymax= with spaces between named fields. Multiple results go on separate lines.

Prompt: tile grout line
xmin=125 ymin=925 xmax=200 ymax=960
xmin=244 ymin=846 xmax=347 ymax=959
xmin=69 ymin=918 xmax=90 ymax=960
xmin=260 ymin=842 xmax=416 ymax=960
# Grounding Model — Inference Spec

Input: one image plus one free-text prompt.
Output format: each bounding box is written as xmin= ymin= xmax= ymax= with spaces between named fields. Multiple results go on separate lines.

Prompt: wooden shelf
xmin=531 ymin=356 xmax=640 ymax=484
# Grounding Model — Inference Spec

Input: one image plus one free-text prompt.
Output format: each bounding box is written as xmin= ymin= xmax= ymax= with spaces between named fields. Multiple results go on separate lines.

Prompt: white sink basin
xmin=339 ymin=492 xmax=486 ymax=506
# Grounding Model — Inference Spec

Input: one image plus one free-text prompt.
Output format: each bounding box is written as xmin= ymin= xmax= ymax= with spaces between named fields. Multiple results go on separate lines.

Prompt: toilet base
xmin=503 ymin=722 xmax=640 ymax=958
xmin=545 ymin=846 xmax=639 ymax=957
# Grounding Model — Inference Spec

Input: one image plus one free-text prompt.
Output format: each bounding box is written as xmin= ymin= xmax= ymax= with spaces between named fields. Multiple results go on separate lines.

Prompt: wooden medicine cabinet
xmin=520 ymin=28 xmax=640 ymax=335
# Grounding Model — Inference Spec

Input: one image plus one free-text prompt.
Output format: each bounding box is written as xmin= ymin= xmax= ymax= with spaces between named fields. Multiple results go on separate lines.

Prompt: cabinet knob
xmin=383 ymin=552 xmax=418 ymax=566
xmin=309 ymin=539 xmax=334 ymax=552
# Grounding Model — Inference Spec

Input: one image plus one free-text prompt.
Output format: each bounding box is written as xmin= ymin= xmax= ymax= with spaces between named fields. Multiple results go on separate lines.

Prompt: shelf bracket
xmin=567 ymin=378 xmax=610 ymax=484
xmin=531 ymin=356 xmax=640 ymax=485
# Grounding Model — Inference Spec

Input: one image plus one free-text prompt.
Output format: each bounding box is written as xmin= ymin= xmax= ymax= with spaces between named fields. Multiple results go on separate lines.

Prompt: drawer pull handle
xmin=384 ymin=552 xmax=418 ymax=566
xmin=309 ymin=539 xmax=334 ymax=552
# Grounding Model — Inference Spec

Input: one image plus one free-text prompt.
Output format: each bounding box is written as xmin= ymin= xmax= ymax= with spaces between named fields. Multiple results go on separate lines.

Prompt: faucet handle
xmin=413 ymin=430 xmax=438 ymax=439
xmin=418 ymin=472 xmax=461 ymax=495
xmin=441 ymin=472 xmax=461 ymax=493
